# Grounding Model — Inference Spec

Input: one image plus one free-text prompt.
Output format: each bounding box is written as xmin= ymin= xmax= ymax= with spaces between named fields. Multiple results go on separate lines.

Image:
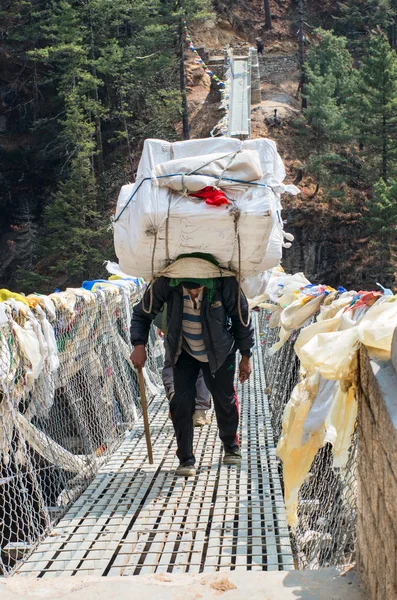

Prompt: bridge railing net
xmin=258 ymin=310 xmax=357 ymax=569
xmin=0 ymin=287 xmax=162 ymax=576
xmin=0 ymin=296 xmax=356 ymax=575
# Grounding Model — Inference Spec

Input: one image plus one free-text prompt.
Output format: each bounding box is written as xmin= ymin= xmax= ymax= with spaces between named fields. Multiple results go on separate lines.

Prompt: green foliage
xmin=305 ymin=29 xmax=355 ymax=104
xmin=335 ymin=0 xmax=393 ymax=50
xmin=303 ymin=24 xmax=397 ymax=276
xmin=304 ymin=28 xmax=397 ymax=209
xmin=365 ymin=178 xmax=397 ymax=239
xmin=2 ymin=0 xmax=212 ymax=292
xmin=303 ymin=30 xmax=354 ymax=195
xmin=16 ymin=269 xmax=51 ymax=294
xmin=348 ymin=33 xmax=397 ymax=182
xmin=304 ymin=69 xmax=350 ymax=149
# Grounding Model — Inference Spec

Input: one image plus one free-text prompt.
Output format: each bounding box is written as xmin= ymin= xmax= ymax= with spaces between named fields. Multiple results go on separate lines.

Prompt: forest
xmin=1 ymin=0 xmax=397 ymax=292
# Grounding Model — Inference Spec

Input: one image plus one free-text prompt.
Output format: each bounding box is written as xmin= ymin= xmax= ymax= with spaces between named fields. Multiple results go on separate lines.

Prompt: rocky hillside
xmin=186 ymin=0 xmax=396 ymax=291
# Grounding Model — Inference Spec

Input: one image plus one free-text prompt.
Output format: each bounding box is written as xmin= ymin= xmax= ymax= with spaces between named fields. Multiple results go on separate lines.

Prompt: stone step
xmin=1 ymin=569 xmax=363 ymax=600
xmin=207 ymin=55 xmax=225 ymax=63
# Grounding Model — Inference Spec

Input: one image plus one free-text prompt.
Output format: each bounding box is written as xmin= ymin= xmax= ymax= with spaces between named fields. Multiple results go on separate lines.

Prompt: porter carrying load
xmin=113 ymin=137 xmax=299 ymax=296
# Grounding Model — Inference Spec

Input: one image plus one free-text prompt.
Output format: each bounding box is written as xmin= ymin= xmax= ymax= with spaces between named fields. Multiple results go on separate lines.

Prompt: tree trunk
xmin=179 ymin=18 xmax=190 ymax=140
xmin=122 ymin=112 xmax=134 ymax=176
xmin=264 ymin=0 xmax=272 ymax=30
xmin=382 ymin=112 xmax=387 ymax=180
xmin=293 ymin=167 xmax=303 ymax=185
xmin=298 ymin=0 xmax=307 ymax=109
xmin=389 ymin=19 xmax=396 ymax=49
xmin=88 ymin=0 xmax=104 ymax=176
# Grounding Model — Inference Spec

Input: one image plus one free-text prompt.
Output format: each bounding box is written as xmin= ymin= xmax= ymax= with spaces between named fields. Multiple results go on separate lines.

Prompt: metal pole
xmin=247 ymin=51 xmax=252 ymax=138
xmin=138 ymin=370 xmax=154 ymax=464
xmin=298 ymin=0 xmax=307 ymax=109
xmin=179 ymin=17 xmax=190 ymax=140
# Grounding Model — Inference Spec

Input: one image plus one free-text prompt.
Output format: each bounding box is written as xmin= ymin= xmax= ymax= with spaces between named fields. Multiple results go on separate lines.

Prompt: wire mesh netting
xmin=257 ymin=309 xmax=357 ymax=569
xmin=0 ymin=285 xmax=162 ymax=576
xmin=0 ymin=295 xmax=357 ymax=576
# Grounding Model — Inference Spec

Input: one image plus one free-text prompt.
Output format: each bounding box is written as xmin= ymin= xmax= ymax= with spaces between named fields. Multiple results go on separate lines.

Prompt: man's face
xmin=188 ymin=286 xmax=204 ymax=299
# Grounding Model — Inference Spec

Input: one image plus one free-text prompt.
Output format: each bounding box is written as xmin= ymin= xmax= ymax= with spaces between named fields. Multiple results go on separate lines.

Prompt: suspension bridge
xmin=1 ymin=43 xmax=395 ymax=600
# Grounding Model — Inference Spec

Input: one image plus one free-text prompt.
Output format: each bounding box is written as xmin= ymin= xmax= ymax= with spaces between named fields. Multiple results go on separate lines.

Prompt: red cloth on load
xmin=189 ymin=186 xmax=229 ymax=207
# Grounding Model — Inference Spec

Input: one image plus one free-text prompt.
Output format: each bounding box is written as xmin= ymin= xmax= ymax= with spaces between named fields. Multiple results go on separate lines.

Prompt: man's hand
xmin=239 ymin=356 xmax=252 ymax=383
xmin=130 ymin=345 xmax=147 ymax=371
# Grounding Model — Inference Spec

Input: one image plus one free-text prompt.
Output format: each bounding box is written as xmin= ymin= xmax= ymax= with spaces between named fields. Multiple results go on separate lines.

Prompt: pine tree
xmin=349 ymin=33 xmax=397 ymax=182
xmin=2 ymin=0 xmax=213 ymax=291
xmin=365 ymin=178 xmax=397 ymax=239
xmin=303 ymin=31 xmax=354 ymax=196
xmin=336 ymin=0 xmax=393 ymax=50
xmin=305 ymin=29 xmax=355 ymax=105
xmin=364 ymin=178 xmax=397 ymax=277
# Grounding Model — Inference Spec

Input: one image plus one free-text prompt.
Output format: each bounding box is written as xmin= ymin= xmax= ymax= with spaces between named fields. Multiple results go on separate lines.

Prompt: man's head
xmin=182 ymin=281 xmax=204 ymax=299
xmin=182 ymin=281 xmax=201 ymax=290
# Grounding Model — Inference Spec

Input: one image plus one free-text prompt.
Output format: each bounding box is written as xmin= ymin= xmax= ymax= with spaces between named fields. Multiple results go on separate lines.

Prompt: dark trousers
xmin=170 ymin=350 xmax=239 ymax=465
xmin=162 ymin=340 xmax=211 ymax=409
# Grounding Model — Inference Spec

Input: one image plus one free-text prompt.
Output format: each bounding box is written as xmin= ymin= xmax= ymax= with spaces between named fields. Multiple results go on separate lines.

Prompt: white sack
xmin=298 ymin=328 xmax=360 ymax=381
xmin=155 ymin=150 xmax=263 ymax=193
xmin=12 ymin=320 xmax=43 ymax=389
xmin=264 ymin=269 xmax=289 ymax=303
xmin=357 ymin=298 xmax=397 ymax=353
xmin=242 ymin=270 xmax=271 ymax=299
xmin=114 ymin=137 xmax=298 ymax=284
xmin=302 ymin=376 xmax=337 ymax=441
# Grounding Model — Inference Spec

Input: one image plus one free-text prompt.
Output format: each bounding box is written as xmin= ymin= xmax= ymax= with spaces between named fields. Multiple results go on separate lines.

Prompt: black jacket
xmin=130 ymin=277 xmax=254 ymax=374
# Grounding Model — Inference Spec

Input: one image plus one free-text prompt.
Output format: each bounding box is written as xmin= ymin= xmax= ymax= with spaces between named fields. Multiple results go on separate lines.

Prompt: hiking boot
xmin=176 ymin=462 xmax=196 ymax=477
xmin=193 ymin=409 xmax=209 ymax=427
xmin=223 ymin=448 xmax=242 ymax=466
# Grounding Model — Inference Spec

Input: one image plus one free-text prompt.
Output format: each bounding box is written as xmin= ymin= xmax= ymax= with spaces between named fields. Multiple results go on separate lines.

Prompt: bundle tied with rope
xmin=113 ymin=137 xmax=299 ymax=297
xmin=153 ymin=149 xmax=263 ymax=194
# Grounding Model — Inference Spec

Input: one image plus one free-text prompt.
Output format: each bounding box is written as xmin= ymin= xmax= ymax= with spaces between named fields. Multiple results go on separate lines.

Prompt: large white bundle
xmin=155 ymin=149 xmax=263 ymax=192
xmin=113 ymin=137 xmax=298 ymax=282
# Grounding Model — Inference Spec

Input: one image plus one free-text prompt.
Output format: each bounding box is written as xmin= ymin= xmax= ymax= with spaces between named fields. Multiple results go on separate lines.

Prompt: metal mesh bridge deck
xmin=16 ymin=327 xmax=293 ymax=577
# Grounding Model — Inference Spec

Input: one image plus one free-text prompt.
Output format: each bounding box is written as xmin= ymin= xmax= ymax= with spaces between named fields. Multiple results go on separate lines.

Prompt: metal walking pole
xmin=138 ymin=369 xmax=154 ymax=464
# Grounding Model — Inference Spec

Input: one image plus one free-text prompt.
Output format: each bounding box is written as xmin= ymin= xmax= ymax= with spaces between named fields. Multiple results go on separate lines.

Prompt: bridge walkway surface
xmin=15 ymin=319 xmax=294 ymax=577
xmin=228 ymin=55 xmax=251 ymax=138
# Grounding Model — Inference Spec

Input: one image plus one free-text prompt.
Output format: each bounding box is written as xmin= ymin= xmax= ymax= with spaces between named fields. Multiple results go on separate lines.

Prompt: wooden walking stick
xmin=138 ymin=369 xmax=154 ymax=464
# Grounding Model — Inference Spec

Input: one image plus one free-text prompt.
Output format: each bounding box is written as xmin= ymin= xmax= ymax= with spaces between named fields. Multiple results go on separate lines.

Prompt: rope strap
xmin=237 ymin=233 xmax=250 ymax=328
xmin=113 ymin=173 xmax=273 ymax=222
xmin=165 ymin=193 xmax=172 ymax=265
xmin=186 ymin=151 xmax=238 ymax=176
xmin=142 ymin=227 xmax=158 ymax=315
xmin=142 ymin=282 xmax=154 ymax=315
xmin=215 ymin=152 xmax=239 ymax=188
